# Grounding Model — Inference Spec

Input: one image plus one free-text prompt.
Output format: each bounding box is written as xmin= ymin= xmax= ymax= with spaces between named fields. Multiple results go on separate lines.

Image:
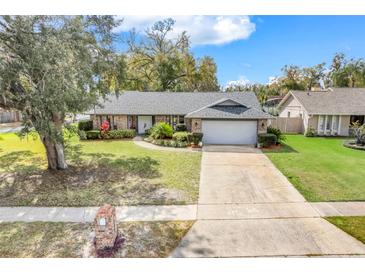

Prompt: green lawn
xmin=326 ymin=217 xmax=365 ymax=244
xmin=0 ymin=221 xmax=193 ymax=258
xmin=0 ymin=133 xmax=201 ymax=206
xmin=264 ymin=135 xmax=365 ymax=201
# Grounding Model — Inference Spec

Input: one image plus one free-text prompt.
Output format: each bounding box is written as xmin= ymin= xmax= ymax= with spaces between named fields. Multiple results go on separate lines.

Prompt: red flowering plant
xmin=100 ymin=120 xmax=110 ymax=138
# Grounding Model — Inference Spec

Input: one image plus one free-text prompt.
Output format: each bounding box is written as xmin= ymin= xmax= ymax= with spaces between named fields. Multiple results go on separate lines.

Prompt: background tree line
xmin=226 ymin=53 xmax=365 ymax=104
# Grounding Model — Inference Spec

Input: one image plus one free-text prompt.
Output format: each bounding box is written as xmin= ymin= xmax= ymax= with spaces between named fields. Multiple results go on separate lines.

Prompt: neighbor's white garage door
xmin=202 ymin=120 xmax=257 ymax=145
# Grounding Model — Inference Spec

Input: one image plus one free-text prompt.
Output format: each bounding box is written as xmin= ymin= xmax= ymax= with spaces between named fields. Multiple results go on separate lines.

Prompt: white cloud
xmin=225 ymin=75 xmax=250 ymax=89
xmin=268 ymin=76 xmax=279 ymax=85
xmin=114 ymin=16 xmax=255 ymax=46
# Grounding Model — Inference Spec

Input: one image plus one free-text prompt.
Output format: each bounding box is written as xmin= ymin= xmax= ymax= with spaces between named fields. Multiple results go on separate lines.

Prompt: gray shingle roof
xmin=185 ymin=105 xmax=272 ymax=119
xmin=88 ymin=91 xmax=270 ymax=119
xmin=291 ymin=88 xmax=365 ymax=115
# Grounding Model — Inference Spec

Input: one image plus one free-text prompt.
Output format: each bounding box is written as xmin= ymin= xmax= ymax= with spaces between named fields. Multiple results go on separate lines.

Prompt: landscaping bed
xmin=144 ymin=122 xmax=203 ymax=148
xmin=0 ymin=221 xmax=194 ymax=258
xmin=264 ymin=135 xmax=365 ymax=201
xmin=343 ymin=140 xmax=365 ymax=151
xmin=0 ymin=133 xmax=201 ymax=206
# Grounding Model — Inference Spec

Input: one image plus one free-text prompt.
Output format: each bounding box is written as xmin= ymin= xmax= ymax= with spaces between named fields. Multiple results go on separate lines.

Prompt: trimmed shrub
xmin=258 ymin=133 xmax=277 ymax=147
xmin=192 ymin=132 xmax=203 ymax=145
xmin=267 ymin=126 xmax=286 ymax=144
xmin=86 ymin=130 xmax=101 ymax=139
xmin=150 ymin=122 xmax=173 ymax=139
xmin=186 ymin=132 xmax=193 ymax=144
xmin=175 ymin=124 xmax=187 ymax=132
xmin=172 ymin=131 xmax=189 ymax=142
xmin=153 ymin=139 xmax=164 ymax=146
xmin=78 ymin=130 xmax=87 ymax=140
xmin=106 ymin=129 xmax=136 ymax=139
xmin=305 ymin=127 xmax=316 ymax=137
xmin=177 ymin=141 xmax=188 ymax=148
xmin=78 ymin=120 xmax=93 ymax=131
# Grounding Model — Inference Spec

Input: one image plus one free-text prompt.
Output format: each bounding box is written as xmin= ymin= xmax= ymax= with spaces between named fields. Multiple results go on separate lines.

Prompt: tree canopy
xmin=0 ymin=16 xmax=124 ymax=169
xmin=122 ymin=19 xmax=220 ymax=92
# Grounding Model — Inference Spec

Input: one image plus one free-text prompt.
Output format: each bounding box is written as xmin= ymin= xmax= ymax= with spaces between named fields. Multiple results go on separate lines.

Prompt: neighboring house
xmin=0 ymin=108 xmax=22 ymax=123
xmin=262 ymin=95 xmax=284 ymax=116
xmin=277 ymin=88 xmax=365 ymax=136
xmin=88 ymin=91 xmax=271 ymax=145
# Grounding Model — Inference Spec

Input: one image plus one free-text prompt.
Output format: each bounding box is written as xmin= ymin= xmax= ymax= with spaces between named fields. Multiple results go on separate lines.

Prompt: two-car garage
xmin=201 ymin=120 xmax=258 ymax=145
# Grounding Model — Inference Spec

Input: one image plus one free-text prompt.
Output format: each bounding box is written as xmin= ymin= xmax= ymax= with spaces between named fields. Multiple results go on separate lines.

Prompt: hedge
xmin=105 ymin=129 xmax=136 ymax=139
xmin=145 ymin=137 xmax=188 ymax=148
xmin=172 ymin=131 xmax=189 ymax=142
xmin=78 ymin=120 xmax=93 ymax=131
xmin=258 ymin=133 xmax=277 ymax=147
xmin=84 ymin=129 xmax=136 ymax=140
xmin=86 ymin=130 xmax=101 ymax=139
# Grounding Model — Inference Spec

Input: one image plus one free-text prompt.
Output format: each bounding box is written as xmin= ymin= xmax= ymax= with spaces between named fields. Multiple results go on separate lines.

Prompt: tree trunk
xmin=41 ymin=135 xmax=68 ymax=170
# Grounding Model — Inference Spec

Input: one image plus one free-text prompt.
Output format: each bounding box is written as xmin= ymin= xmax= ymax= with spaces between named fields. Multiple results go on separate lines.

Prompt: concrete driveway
xmin=171 ymin=145 xmax=365 ymax=257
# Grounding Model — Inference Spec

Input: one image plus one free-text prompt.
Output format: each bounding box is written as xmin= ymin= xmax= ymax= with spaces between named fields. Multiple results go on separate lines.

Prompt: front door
xmin=138 ymin=116 xmax=153 ymax=134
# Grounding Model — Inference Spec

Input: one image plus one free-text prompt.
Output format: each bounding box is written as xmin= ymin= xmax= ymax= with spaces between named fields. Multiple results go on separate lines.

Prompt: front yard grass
xmin=0 ymin=133 xmax=201 ymax=206
xmin=325 ymin=217 xmax=365 ymax=244
xmin=264 ymin=135 xmax=365 ymax=201
xmin=0 ymin=221 xmax=193 ymax=258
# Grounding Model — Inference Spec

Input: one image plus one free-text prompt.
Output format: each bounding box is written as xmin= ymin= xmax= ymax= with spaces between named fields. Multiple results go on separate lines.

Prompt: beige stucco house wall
xmin=278 ymin=92 xmax=352 ymax=136
xmin=278 ymin=96 xmax=306 ymax=118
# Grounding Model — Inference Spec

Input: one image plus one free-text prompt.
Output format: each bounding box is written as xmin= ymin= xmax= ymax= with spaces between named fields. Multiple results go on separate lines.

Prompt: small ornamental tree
xmin=351 ymin=121 xmax=365 ymax=145
xmin=100 ymin=120 xmax=110 ymax=138
xmin=0 ymin=16 xmax=126 ymax=170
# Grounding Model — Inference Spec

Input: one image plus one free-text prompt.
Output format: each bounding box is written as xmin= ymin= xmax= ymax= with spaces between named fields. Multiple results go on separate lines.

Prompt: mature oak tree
xmin=124 ymin=18 xmax=220 ymax=92
xmin=0 ymin=16 xmax=125 ymax=170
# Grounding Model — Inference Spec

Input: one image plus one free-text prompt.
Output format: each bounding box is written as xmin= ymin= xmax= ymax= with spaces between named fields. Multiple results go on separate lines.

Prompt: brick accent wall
xmin=115 ymin=115 xmax=128 ymax=129
xmin=92 ymin=115 xmax=128 ymax=130
xmin=191 ymin=118 xmax=202 ymax=132
xmin=257 ymin=119 xmax=268 ymax=134
xmin=91 ymin=115 xmax=100 ymax=129
xmin=185 ymin=118 xmax=192 ymax=132
xmin=155 ymin=115 xmax=167 ymax=123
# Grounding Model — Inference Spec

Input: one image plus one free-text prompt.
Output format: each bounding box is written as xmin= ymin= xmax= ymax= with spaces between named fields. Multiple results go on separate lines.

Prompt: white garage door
xmin=202 ymin=120 xmax=257 ymax=145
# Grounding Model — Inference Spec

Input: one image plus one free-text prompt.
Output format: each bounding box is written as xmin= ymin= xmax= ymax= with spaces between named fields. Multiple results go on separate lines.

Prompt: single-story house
xmin=88 ymin=91 xmax=272 ymax=145
xmin=277 ymin=88 xmax=365 ymax=136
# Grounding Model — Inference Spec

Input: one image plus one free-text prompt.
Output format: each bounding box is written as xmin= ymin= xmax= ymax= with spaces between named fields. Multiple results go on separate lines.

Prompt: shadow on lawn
xmin=65 ymin=143 xmax=160 ymax=178
xmin=0 ymin=143 xmax=172 ymax=206
xmin=0 ymin=150 xmax=43 ymax=173
xmin=263 ymin=143 xmax=298 ymax=154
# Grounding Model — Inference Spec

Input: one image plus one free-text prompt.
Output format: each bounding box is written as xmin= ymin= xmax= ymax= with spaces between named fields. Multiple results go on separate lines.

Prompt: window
xmin=127 ymin=115 xmax=137 ymax=129
xmin=287 ymin=111 xmax=291 ymax=118
xmin=332 ymin=115 xmax=339 ymax=133
xmin=326 ymin=115 xmax=332 ymax=132
xmin=178 ymin=116 xmax=185 ymax=124
xmin=318 ymin=115 xmax=325 ymax=131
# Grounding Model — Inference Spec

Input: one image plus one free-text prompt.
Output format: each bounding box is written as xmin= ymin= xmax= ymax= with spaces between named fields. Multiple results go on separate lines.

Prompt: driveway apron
xmin=171 ymin=145 xmax=365 ymax=257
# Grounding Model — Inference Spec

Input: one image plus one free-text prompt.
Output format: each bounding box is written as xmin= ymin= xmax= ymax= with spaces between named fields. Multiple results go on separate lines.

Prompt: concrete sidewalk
xmin=1 ymin=202 xmax=365 ymax=223
xmin=0 ymin=205 xmax=197 ymax=223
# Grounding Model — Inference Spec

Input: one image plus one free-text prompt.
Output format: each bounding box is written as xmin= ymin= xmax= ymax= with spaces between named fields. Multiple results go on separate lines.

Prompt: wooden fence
xmin=0 ymin=111 xmax=21 ymax=123
xmin=268 ymin=117 xmax=304 ymax=134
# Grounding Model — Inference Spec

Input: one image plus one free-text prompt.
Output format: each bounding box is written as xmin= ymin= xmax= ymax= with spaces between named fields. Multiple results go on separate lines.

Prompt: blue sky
xmin=115 ymin=16 xmax=365 ymax=86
